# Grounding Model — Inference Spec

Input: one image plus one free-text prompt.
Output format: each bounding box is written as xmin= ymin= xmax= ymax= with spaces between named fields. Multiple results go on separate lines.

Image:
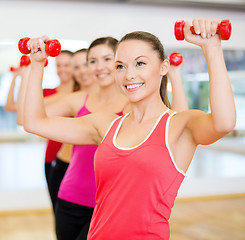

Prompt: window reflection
xmin=0 ymin=46 xmax=244 ymax=134
xmin=167 ymin=48 xmax=245 ymax=133
xmin=0 ymin=39 xmax=88 ymax=133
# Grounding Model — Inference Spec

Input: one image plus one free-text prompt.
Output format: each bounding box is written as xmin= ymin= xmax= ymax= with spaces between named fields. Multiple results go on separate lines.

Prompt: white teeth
xmin=126 ymin=83 xmax=143 ymax=89
xmin=97 ymin=73 xmax=107 ymax=78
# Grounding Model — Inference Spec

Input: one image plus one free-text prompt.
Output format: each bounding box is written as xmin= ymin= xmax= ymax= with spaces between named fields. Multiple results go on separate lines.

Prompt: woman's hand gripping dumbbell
xmin=18 ymin=37 xmax=61 ymax=57
xmin=174 ymin=19 xmax=231 ymax=41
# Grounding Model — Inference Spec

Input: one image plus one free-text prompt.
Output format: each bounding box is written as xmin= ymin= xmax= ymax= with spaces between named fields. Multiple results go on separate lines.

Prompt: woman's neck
xmin=82 ymin=83 xmax=99 ymax=94
xmin=129 ymin=94 xmax=167 ymax=123
xmin=97 ymin=83 xmax=122 ymax=103
xmin=57 ymin=79 xmax=74 ymax=93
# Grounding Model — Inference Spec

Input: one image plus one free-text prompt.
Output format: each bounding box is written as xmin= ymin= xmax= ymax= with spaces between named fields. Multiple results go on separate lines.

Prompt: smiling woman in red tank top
xmin=23 ymin=18 xmax=236 ymax=240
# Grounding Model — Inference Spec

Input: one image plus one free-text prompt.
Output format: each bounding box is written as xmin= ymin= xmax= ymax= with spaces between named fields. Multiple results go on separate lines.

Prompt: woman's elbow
xmin=23 ymin=120 xmax=35 ymax=134
xmin=4 ymin=106 xmax=16 ymax=112
xmin=23 ymin=124 xmax=31 ymax=133
xmin=215 ymin=115 xmax=236 ymax=135
xmin=17 ymin=115 xmax=23 ymax=126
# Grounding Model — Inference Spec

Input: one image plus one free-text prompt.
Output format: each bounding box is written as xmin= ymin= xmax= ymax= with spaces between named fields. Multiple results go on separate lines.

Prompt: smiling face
xmin=72 ymin=51 xmax=94 ymax=88
xmin=115 ymin=39 xmax=168 ymax=103
xmin=56 ymin=52 xmax=73 ymax=84
xmin=87 ymin=44 xmax=115 ymax=88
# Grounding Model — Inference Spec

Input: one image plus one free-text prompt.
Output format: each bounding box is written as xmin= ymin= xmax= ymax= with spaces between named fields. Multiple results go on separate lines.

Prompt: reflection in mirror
xmin=0 ymin=39 xmax=89 ymax=132
xmin=0 ymin=43 xmax=244 ymax=211
xmin=165 ymin=48 xmax=245 ymax=196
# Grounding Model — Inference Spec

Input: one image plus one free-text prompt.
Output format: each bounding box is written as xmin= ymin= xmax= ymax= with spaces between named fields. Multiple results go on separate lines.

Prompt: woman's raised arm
xmin=4 ymin=69 xmax=20 ymax=112
xmin=168 ymin=56 xmax=189 ymax=112
xmin=183 ymin=19 xmax=236 ymax=145
xmin=45 ymin=91 xmax=87 ymax=117
xmin=23 ymin=37 xmax=111 ymax=145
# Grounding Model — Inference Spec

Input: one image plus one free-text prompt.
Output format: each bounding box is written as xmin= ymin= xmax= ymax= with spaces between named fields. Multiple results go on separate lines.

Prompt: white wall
xmin=0 ymin=1 xmax=245 ymax=73
xmin=0 ymin=1 xmax=244 ymax=47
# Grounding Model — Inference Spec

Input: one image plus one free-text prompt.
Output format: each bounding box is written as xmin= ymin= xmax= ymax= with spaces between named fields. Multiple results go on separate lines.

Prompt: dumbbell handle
xmin=189 ymin=26 xmax=219 ymax=35
xmin=175 ymin=19 xmax=231 ymax=41
xmin=18 ymin=37 xmax=61 ymax=57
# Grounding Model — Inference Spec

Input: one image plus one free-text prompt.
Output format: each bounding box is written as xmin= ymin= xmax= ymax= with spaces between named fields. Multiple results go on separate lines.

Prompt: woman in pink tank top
xmin=24 ymin=19 xmax=236 ymax=240
xmin=42 ymin=38 xmax=129 ymax=240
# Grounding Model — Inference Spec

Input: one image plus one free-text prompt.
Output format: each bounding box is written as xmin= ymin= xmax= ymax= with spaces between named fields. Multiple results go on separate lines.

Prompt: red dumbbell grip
xmin=175 ymin=19 xmax=231 ymax=41
xmin=18 ymin=38 xmax=61 ymax=57
xmin=189 ymin=26 xmax=219 ymax=35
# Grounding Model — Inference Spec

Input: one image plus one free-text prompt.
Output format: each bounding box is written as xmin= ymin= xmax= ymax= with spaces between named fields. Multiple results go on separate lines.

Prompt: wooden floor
xmin=0 ymin=196 xmax=245 ymax=240
xmin=170 ymin=195 xmax=245 ymax=240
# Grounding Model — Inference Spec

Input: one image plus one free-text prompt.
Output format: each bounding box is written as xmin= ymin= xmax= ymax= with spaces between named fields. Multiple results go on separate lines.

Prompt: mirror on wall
xmin=1 ymin=43 xmax=245 ymax=134
xmin=0 ymin=41 xmax=244 ymax=207
xmin=166 ymin=48 xmax=245 ymax=135
xmin=0 ymin=39 xmax=89 ymax=133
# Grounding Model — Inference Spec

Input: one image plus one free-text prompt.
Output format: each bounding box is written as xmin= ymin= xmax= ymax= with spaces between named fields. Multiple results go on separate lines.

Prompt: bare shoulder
xmin=73 ymin=111 xmax=119 ymax=145
xmin=66 ymin=90 xmax=88 ymax=114
xmin=119 ymin=94 xmax=129 ymax=106
xmin=169 ymin=109 xmax=206 ymax=138
xmin=66 ymin=90 xmax=87 ymax=102
xmin=172 ymin=109 xmax=205 ymax=122
xmin=168 ymin=109 xmax=205 ymax=172
xmin=118 ymin=94 xmax=130 ymax=113
xmin=93 ymin=111 xmax=119 ymax=133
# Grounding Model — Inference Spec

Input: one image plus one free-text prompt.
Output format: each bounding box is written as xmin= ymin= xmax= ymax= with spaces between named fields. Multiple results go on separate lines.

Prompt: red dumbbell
xmin=18 ymin=37 xmax=61 ymax=57
xmin=20 ymin=55 xmax=31 ymax=67
xmin=174 ymin=19 xmax=231 ymax=41
xmin=169 ymin=52 xmax=183 ymax=66
xmin=44 ymin=58 xmax=48 ymax=67
xmin=10 ymin=66 xmax=17 ymax=72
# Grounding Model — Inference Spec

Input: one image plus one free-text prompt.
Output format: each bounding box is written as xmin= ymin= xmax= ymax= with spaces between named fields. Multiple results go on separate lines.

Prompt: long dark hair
xmin=118 ymin=31 xmax=171 ymax=108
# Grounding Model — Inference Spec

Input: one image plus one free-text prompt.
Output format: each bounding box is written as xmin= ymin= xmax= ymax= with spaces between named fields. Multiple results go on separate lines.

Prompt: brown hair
xmin=87 ymin=37 xmax=118 ymax=60
xmin=59 ymin=50 xmax=74 ymax=56
xmin=118 ymin=31 xmax=170 ymax=108
xmin=74 ymin=48 xmax=87 ymax=54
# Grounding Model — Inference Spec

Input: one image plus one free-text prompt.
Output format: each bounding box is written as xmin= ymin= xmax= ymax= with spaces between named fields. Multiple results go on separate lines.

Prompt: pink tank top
xmin=58 ymin=95 xmax=125 ymax=207
xmin=87 ymin=110 xmax=185 ymax=240
xmin=43 ymin=88 xmax=62 ymax=164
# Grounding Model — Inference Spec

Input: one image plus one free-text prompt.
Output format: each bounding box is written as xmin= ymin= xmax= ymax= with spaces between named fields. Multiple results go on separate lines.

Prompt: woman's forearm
xmin=17 ymin=68 xmax=30 ymax=125
xmin=23 ymin=62 xmax=47 ymax=132
xmin=4 ymin=75 xmax=17 ymax=112
xmin=169 ymin=70 xmax=189 ymax=112
xmin=203 ymin=45 xmax=236 ymax=133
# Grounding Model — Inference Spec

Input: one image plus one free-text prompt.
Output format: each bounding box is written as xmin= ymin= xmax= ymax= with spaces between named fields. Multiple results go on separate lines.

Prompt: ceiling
xmin=8 ymin=0 xmax=245 ymax=11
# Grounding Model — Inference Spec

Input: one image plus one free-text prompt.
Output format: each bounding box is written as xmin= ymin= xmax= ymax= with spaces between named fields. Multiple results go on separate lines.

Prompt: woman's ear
xmin=160 ymin=58 xmax=170 ymax=76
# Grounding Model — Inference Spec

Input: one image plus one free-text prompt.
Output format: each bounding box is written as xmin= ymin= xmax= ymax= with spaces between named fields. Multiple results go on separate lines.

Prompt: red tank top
xmin=43 ymin=88 xmax=62 ymax=163
xmin=87 ymin=110 xmax=185 ymax=240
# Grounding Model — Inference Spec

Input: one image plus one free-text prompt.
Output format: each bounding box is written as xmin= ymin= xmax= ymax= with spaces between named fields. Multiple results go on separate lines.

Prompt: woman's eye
xmin=136 ymin=61 xmax=146 ymax=67
xmin=105 ymin=58 xmax=112 ymax=61
xmin=116 ymin=64 xmax=124 ymax=70
xmin=89 ymin=60 xmax=96 ymax=64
